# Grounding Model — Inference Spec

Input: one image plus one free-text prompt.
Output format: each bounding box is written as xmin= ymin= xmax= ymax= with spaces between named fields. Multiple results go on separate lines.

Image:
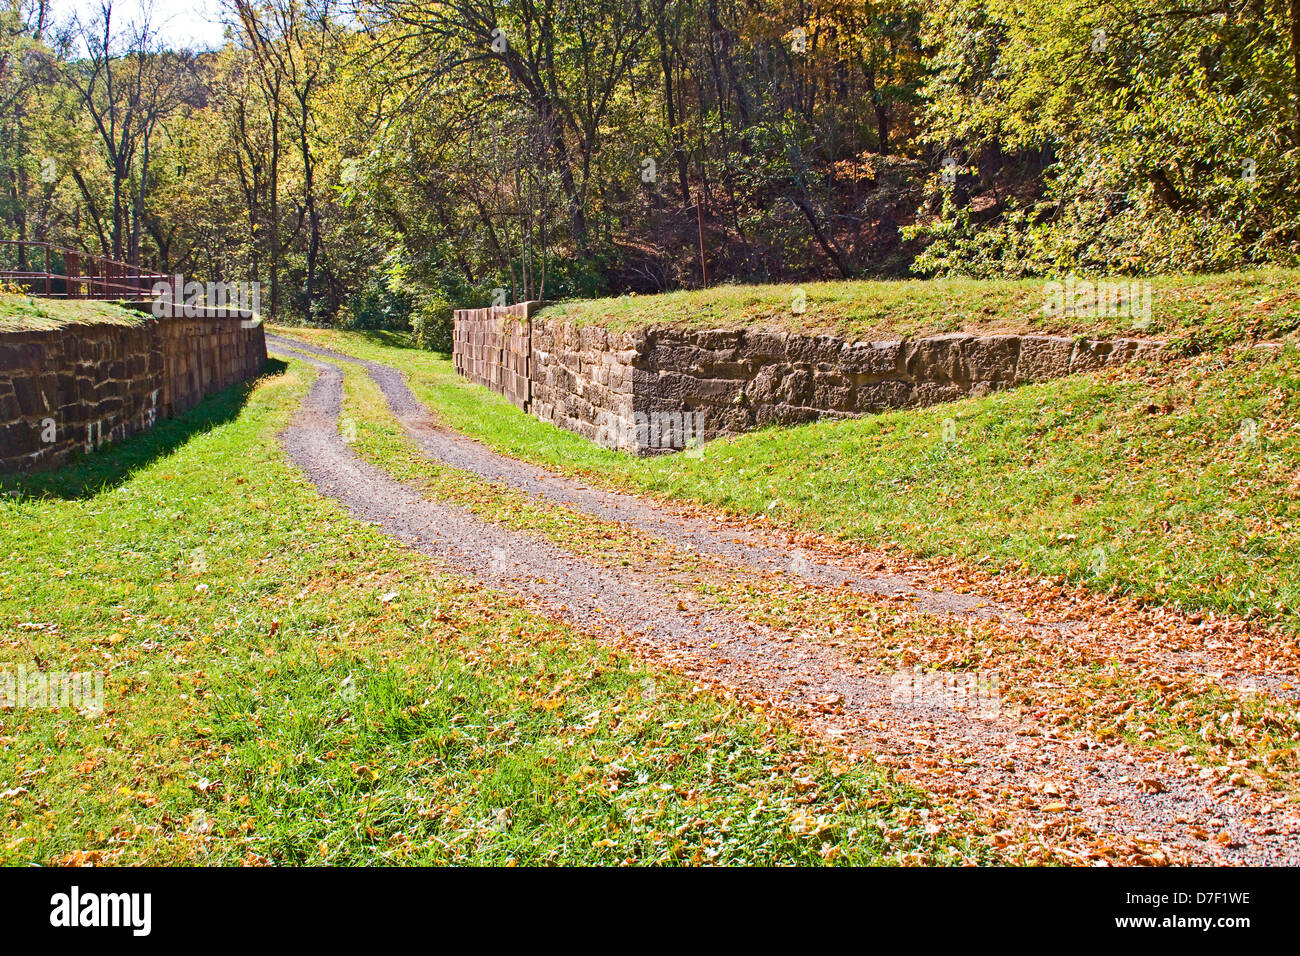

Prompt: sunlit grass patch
xmin=0 ymin=354 xmax=980 ymax=865
xmin=0 ymin=293 xmax=147 ymax=331
xmin=539 ymin=270 xmax=1300 ymax=348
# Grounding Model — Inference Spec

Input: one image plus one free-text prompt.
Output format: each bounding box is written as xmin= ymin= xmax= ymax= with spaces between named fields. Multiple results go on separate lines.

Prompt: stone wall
xmin=0 ymin=316 xmax=266 ymax=473
xmin=634 ymin=328 xmax=1167 ymax=439
xmin=452 ymin=308 xmax=1166 ymax=455
xmin=530 ymin=319 xmax=642 ymax=449
xmin=452 ymin=303 xmax=536 ymax=410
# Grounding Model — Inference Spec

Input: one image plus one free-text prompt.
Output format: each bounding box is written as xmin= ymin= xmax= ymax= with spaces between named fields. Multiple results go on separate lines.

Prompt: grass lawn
xmin=319 ymin=349 xmax=1300 ymax=788
xmin=0 ymin=358 xmax=973 ymax=866
xmin=538 ymin=270 xmax=1300 ymax=349
xmin=0 ymin=293 xmax=147 ymax=332
xmin=273 ymin=326 xmax=1300 ymax=637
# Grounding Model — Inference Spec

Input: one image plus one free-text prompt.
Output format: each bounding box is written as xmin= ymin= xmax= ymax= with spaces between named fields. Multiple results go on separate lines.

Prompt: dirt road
xmin=267 ymin=332 xmax=1300 ymax=865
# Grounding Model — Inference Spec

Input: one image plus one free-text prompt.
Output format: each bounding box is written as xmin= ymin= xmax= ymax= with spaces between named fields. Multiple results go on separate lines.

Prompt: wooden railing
xmin=0 ymin=240 xmax=166 ymax=300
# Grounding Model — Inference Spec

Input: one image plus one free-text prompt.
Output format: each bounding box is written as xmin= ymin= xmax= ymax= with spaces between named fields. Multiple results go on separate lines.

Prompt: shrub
xmin=410 ymin=297 xmax=453 ymax=353
xmin=345 ymin=277 xmax=413 ymax=332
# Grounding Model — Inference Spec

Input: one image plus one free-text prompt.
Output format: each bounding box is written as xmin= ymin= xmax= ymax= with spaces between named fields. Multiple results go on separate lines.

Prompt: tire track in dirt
xmin=267 ymin=334 xmax=1295 ymax=696
xmin=270 ymin=334 xmax=1023 ymax=620
xmin=269 ymin=336 xmax=1300 ymax=864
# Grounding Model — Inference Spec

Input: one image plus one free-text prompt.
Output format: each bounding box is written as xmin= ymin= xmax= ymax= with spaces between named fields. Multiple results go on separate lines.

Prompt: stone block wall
xmin=634 ymin=329 xmax=1167 ymax=439
xmin=452 ymin=303 xmax=535 ymax=410
xmin=452 ymin=307 xmax=1166 ymax=455
xmin=530 ymin=319 xmax=643 ymax=450
xmin=0 ymin=316 xmax=266 ymax=473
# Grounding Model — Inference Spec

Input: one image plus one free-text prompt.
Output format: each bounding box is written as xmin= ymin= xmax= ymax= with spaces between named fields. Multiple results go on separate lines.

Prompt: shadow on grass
xmin=348 ymin=328 xmax=419 ymax=350
xmin=1 ymin=359 xmax=287 ymax=501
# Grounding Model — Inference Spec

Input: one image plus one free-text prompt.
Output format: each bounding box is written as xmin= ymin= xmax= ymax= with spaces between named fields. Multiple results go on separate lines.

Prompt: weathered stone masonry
xmin=0 ymin=316 xmax=266 ymax=473
xmin=453 ymin=303 xmax=1166 ymax=454
xmin=452 ymin=303 xmax=534 ymax=410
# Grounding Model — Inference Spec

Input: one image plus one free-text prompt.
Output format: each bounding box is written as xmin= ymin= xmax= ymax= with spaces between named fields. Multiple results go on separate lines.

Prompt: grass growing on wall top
xmin=0 ymin=294 xmax=148 ymax=332
xmin=537 ymin=270 xmax=1300 ymax=349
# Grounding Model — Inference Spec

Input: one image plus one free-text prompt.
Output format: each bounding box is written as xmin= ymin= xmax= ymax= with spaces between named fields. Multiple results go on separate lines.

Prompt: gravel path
xmin=269 ymin=334 xmax=1300 ymax=864
xmin=270 ymin=335 xmax=1010 ymax=617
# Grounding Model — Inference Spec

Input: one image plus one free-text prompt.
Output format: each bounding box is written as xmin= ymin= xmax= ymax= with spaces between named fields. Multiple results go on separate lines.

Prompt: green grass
xmin=0 ymin=293 xmax=147 ymax=332
xmin=272 ymin=337 xmax=1300 ymax=801
xmin=539 ymin=269 xmax=1300 ymax=349
xmin=274 ymin=327 xmax=1300 ymax=637
xmin=0 ymin=357 xmax=977 ymax=865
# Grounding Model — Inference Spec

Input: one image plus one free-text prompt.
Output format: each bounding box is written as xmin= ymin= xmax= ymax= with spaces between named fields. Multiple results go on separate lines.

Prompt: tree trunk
xmin=534 ymin=100 xmax=587 ymax=252
xmin=658 ymin=18 xmax=691 ymax=206
xmin=791 ymin=196 xmax=852 ymax=278
xmin=269 ymin=93 xmax=280 ymax=324
xmin=1292 ymin=0 xmax=1300 ymax=145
